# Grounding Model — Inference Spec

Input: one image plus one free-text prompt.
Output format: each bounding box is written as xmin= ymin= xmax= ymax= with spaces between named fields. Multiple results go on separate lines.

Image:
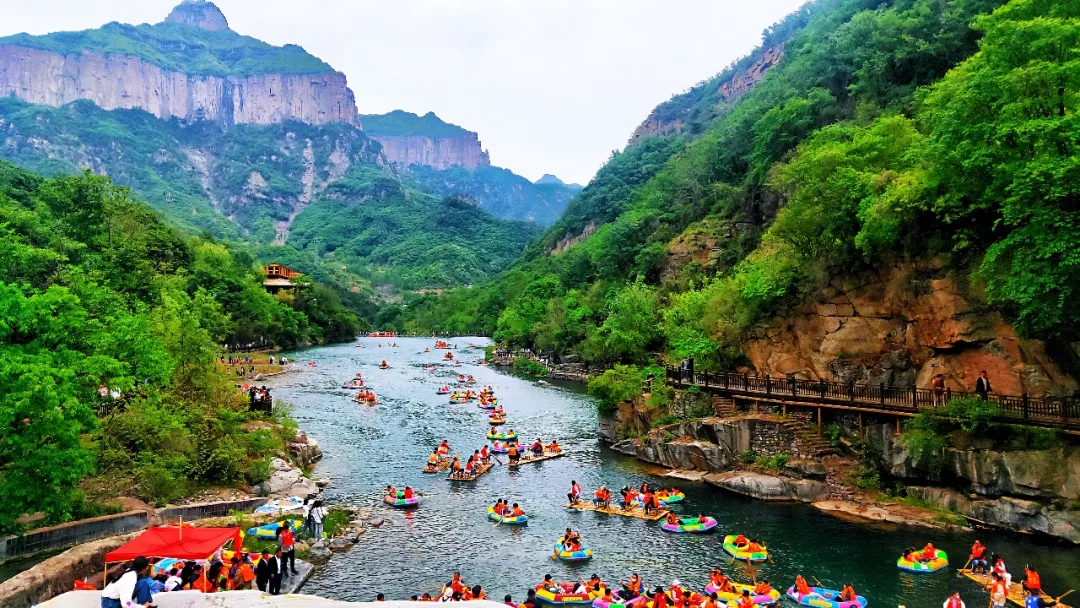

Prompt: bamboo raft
xmin=447 ymin=462 xmax=495 ymax=482
xmin=958 ymin=569 xmax=1073 ymax=608
xmin=510 ymin=450 xmax=566 ymax=466
xmin=422 ymin=459 xmax=451 ymax=473
xmin=562 ymin=501 xmax=669 ymax=521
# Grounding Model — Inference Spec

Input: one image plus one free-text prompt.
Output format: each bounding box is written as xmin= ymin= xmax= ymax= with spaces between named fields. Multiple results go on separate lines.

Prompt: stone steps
xmin=778 ymin=420 xmax=838 ymax=456
xmin=712 ymin=396 xmax=737 ymax=417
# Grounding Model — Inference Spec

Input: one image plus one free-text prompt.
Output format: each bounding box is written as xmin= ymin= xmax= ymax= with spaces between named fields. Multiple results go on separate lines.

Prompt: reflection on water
xmin=268 ymin=338 xmax=1080 ymax=605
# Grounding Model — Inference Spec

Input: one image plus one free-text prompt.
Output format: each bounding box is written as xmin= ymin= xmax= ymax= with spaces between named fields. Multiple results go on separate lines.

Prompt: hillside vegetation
xmin=391 ymin=0 xmax=1076 ymax=373
xmin=0 ymin=160 xmax=357 ymax=532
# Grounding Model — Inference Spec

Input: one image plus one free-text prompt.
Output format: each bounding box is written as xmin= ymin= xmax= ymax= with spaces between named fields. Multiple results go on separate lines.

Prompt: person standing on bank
xmin=254 ymin=550 xmax=272 ymax=592
xmin=975 ymin=370 xmax=992 ymax=400
xmin=276 ymin=524 xmax=297 ymax=575
xmin=931 ymin=373 xmax=946 ymax=406
xmin=269 ymin=550 xmax=284 ymax=595
xmin=100 ymin=555 xmax=154 ymax=608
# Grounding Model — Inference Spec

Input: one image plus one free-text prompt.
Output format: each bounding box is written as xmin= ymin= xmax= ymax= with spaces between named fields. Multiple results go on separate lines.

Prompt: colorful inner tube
xmin=487 ymin=431 xmax=518 ymax=441
xmin=490 ymin=444 xmax=509 ymax=453
xmin=487 ymin=506 xmax=528 ymax=525
xmin=553 ymin=542 xmax=593 ymax=562
xmin=478 ymin=402 xmax=496 ymax=410
xmin=661 ymin=516 xmax=718 ymax=533
xmin=535 ymin=583 xmax=604 ymax=605
xmin=705 ymin=583 xmax=780 ymax=605
xmin=593 ymin=596 xmax=646 ymax=608
xmin=245 ymin=518 xmax=303 ymax=539
xmin=785 ymin=587 xmax=868 ymax=608
xmin=383 ymin=493 xmax=420 ymax=508
xmin=436 ymin=390 xmax=449 ymax=395
xmin=722 ymin=535 xmax=769 ymax=562
xmin=489 ymin=416 xmax=507 ymax=425
xmin=450 ymin=397 xmax=469 ymax=404
xmin=897 ymin=549 xmax=948 ymax=573
xmin=655 ymin=491 xmax=685 ymax=504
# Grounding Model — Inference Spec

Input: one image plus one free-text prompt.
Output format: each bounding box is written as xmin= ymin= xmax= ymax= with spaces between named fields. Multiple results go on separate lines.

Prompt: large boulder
xmin=704 ymin=472 xmax=827 ymax=503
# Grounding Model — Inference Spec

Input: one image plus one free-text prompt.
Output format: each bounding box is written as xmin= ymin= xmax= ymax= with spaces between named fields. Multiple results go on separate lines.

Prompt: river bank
xmin=600 ymin=390 xmax=1080 ymax=543
xmin=256 ymin=337 xmax=1080 ymax=604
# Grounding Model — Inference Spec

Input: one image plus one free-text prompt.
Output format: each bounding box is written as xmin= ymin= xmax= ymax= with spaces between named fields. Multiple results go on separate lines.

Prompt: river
xmin=269 ymin=337 xmax=1080 ymax=606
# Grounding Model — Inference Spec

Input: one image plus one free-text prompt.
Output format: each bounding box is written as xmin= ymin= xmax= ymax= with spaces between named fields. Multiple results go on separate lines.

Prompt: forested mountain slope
xmin=391 ymin=0 xmax=1080 ymax=397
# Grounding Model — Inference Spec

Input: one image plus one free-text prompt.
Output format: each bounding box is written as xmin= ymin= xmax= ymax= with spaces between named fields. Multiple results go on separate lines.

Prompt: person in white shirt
xmin=163 ymin=569 xmax=183 ymax=592
xmin=101 ymin=556 xmax=154 ymax=608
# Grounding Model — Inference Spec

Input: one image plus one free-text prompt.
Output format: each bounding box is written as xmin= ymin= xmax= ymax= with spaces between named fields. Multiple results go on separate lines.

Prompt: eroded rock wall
xmin=745 ymin=263 xmax=1076 ymax=397
xmin=369 ymin=133 xmax=490 ymax=171
xmin=0 ymin=45 xmax=358 ymax=127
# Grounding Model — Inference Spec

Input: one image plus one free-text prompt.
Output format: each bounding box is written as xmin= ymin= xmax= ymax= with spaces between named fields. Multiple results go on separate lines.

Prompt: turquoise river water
xmin=269 ymin=337 xmax=1079 ymax=606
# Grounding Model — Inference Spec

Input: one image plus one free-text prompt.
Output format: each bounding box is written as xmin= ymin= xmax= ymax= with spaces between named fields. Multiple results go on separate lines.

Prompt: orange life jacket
xmin=738 ymin=596 xmax=754 ymax=608
xmin=947 ymin=596 xmax=963 ymax=608
xmin=841 ymin=587 xmax=856 ymax=602
xmin=1026 ymin=571 xmax=1042 ymax=589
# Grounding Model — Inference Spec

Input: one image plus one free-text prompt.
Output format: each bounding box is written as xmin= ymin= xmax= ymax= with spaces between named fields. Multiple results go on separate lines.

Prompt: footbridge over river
xmin=665 ymin=366 xmax=1080 ymax=434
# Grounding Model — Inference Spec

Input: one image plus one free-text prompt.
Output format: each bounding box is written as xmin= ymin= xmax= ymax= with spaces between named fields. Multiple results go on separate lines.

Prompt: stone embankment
xmin=602 ymin=409 xmax=968 ymax=533
xmin=865 ymin=422 xmax=1080 ymax=542
xmin=603 ymin=392 xmax=1080 ymax=541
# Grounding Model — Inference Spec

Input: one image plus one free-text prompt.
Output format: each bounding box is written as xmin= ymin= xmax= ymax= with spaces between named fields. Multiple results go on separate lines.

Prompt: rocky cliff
xmin=744 ymin=261 xmax=1077 ymax=397
xmin=628 ymin=45 xmax=785 ymax=145
xmin=0 ymin=3 xmax=359 ymax=127
xmin=369 ymin=133 xmax=490 ymax=171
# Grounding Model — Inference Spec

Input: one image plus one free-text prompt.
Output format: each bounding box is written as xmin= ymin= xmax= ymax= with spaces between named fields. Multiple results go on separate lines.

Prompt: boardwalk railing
xmin=666 ymin=366 xmax=1080 ymax=430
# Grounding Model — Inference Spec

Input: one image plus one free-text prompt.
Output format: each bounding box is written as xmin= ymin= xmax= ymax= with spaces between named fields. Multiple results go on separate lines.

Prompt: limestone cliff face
xmin=0 ymin=45 xmax=358 ymax=127
xmin=369 ymin=133 xmax=490 ymax=171
xmin=744 ymin=262 xmax=1077 ymax=397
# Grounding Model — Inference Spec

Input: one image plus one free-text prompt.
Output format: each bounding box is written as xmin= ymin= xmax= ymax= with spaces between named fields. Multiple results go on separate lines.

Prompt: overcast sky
xmin=3 ymin=0 xmax=807 ymax=185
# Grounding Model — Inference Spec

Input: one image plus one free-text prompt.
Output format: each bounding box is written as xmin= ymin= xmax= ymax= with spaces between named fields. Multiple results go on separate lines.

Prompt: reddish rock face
xmin=744 ymin=263 xmax=1077 ymax=397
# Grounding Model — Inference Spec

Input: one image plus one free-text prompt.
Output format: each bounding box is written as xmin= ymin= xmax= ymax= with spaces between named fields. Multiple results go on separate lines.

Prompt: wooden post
xmin=817 ymin=407 xmax=823 ymax=438
xmin=782 ymin=402 xmax=787 ymax=418
xmin=896 ymin=418 xmax=901 ymax=434
xmin=766 ymin=376 xmax=772 ymax=396
xmin=1022 ymin=393 xmax=1029 ymax=420
xmin=858 ymin=413 xmax=864 ymax=443
xmin=880 ymin=382 xmax=886 ymax=406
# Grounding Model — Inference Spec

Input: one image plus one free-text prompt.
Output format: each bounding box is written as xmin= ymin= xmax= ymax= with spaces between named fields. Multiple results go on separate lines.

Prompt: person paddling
xmin=567 ymin=480 xmax=582 ymax=505
xmin=970 ymin=540 xmax=988 ymax=574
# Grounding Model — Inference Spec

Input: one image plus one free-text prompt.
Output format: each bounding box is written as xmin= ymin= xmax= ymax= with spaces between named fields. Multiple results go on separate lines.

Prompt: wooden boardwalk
xmin=563 ymin=501 xmax=669 ymax=521
xmin=667 ymin=367 xmax=1080 ymax=431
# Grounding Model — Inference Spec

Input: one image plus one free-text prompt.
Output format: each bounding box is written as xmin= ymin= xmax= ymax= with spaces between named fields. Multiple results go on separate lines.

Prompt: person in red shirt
xmin=1022 ymin=565 xmax=1042 ymax=594
xmin=970 ymin=540 xmax=988 ymax=574
xmin=737 ymin=590 xmax=755 ymax=608
xmin=403 ymin=487 xmax=414 ymax=499
xmin=944 ymin=592 xmax=964 ymax=608
xmin=652 ymin=587 xmax=669 ymax=608
xmin=920 ymin=543 xmax=937 ymax=562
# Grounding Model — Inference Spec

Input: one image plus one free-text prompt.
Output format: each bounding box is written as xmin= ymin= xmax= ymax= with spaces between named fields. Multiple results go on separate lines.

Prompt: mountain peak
xmin=535 ymin=174 xmax=565 ymax=186
xmin=163 ymin=0 xmax=230 ymax=31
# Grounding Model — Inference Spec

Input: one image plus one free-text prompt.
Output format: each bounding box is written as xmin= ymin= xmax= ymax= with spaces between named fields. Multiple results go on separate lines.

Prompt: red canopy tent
xmin=105 ymin=526 xmax=243 ymax=563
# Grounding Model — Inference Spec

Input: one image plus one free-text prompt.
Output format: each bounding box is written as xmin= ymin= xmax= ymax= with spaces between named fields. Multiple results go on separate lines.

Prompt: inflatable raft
xmin=785 ymin=587 xmax=868 ymax=608
xmin=705 ymin=583 xmax=781 ymax=605
xmin=487 ymin=430 xmax=518 ymax=441
xmin=478 ymin=402 xmax=496 ymax=410
xmin=656 ymin=491 xmax=685 ymax=504
xmin=383 ymin=492 xmax=420 ymax=508
xmin=722 ymin=535 xmax=769 ymax=562
xmin=897 ymin=549 xmax=948 ymax=573
xmin=489 ymin=416 xmax=507 ymax=425
xmin=487 ymin=506 xmax=528 ymax=525
xmin=662 ymin=516 xmax=717 ymax=533
xmin=535 ymin=583 xmax=603 ymax=605
xmin=553 ymin=541 xmax=593 ymax=562
xmin=593 ymin=596 xmax=646 ymax=608
xmin=245 ymin=518 xmax=303 ymax=539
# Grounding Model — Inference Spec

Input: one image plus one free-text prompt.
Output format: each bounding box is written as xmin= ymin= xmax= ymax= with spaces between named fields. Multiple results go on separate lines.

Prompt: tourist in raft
xmin=541 ymin=574 xmax=561 ymax=593
xmin=703 ymin=593 xmax=720 ymax=608
xmin=480 ymin=445 xmax=490 ymax=462
xmin=840 ymin=583 xmax=857 ymax=603
xmin=508 ymin=442 xmax=521 ymax=465
xmin=651 ymin=586 xmax=669 ymax=608
xmin=793 ymin=575 xmax=824 ymax=601
xmin=1022 ymin=564 xmax=1042 ymax=595
xmin=944 ymin=592 xmax=966 ymax=608
xmin=620 ymin=574 xmax=644 ymax=600
xmin=990 ymin=573 xmax=1008 ymax=608
xmin=665 ymin=511 xmax=679 ymax=525
xmin=449 ymin=457 xmax=462 ymax=475
xmin=531 ymin=438 xmax=544 ymax=456
xmin=919 ymin=542 xmax=938 ymax=562
xmin=736 ymin=590 xmax=754 ymax=608
xmin=510 ymin=503 xmax=525 ymax=517
xmin=428 ymin=449 xmax=441 ymax=468
xmin=991 ymin=554 xmax=1012 ymax=586
xmin=746 ymin=539 xmax=765 ymax=554
xmin=593 ymin=486 xmax=611 ymax=508
xmin=568 ymin=480 xmax=582 ymax=504
xmin=754 ymin=580 xmax=772 ymax=596
xmin=734 ymin=533 xmax=749 ymax=547
xmin=547 ymin=440 xmax=561 ymax=453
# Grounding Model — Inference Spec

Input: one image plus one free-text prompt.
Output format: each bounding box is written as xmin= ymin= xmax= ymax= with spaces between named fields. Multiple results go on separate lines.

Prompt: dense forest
xmin=0 ymin=161 xmax=355 ymax=532
xmin=389 ymin=0 xmax=1078 ymax=373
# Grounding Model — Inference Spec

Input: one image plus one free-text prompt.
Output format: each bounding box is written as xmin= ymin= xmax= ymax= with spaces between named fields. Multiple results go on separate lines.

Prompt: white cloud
xmin=1 ymin=0 xmax=808 ymax=185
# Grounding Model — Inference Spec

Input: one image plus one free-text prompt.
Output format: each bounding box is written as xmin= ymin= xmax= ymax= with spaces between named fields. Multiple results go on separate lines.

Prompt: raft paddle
xmin=812 ymin=577 xmax=824 ymax=588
